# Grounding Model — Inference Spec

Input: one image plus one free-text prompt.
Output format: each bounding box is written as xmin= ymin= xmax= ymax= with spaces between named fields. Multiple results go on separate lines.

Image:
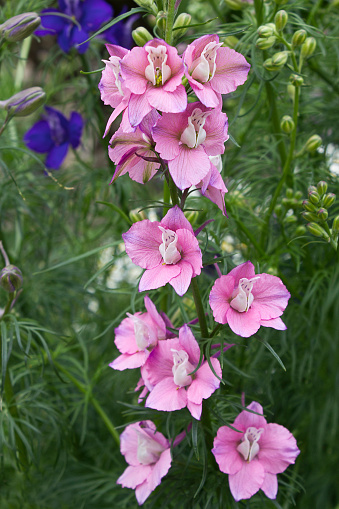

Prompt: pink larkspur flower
xmin=120 ymin=39 xmax=187 ymax=127
xmin=153 ymin=102 xmax=228 ymax=190
xmin=109 ymin=295 xmax=167 ymax=371
xmin=183 ymin=34 xmax=251 ymax=108
xmin=209 ymin=261 xmax=290 ymax=338
xmin=117 ymin=420 xmax=173 ymax=505
xmin=144 ymin=324 xmax=222 ymax=420
xmin=122 ymin=206 xmax=203 ymax=296
xmin=196 ymin=157 xmax=228 ymax=215
xmin=109 ymin=110 xmax=161 ymax=184
xmin=212 ymin=401 xmax=300 ymax=501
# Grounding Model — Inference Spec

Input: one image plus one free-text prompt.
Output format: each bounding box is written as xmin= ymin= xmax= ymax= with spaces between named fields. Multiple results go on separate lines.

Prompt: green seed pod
xmin=306 ymin=222 xmax=329 ymax=239
xmin=302 ymin=200 xmax=318 ymax=212
xmin=0 ymin=264 xmax=23 ymax=293
xmin=256 ymin=36 xmax=276 ymax=50
xmin=317 ymin=181 xmax=328 ymax=196
xmin=291 ymin=29 xmax=307 ymax=47
xmin=295 ymin=225 xmax=307 ymax=236
xmin=280 ymin=115 xmax=295 ymax=134
xmin=323 ymin=193 xmax=336 ymax=208
xmin=317 ymin=208 xmax=328 ymax=221
xmin=301 ymin=37 xmax=316 ymax=59
xmin=305 ymin=134 xmax=322 ymax=153
xmin=173 ymin=12 xmax=191 ymax=40
xmin=308 ymin=190 xmax=321 ymax=205
xmin=302 ymin=211 xmax=319 ymax=222
xmin=271 ymin=51 xmax=289 ymax=66
xmin=132 ymin=27 xmax=153 ymax=46
xmin=332 ymin=215 xmax=339 ymax=234
xmin=289 ymin=73 xmax=304 ymax=87
xmin=0 ymin=12 xmax=41 ymax=43
xmin=0 ymin=87 xmax=46 ymax=117
xmin=295 ymin=191 xmax=303 ymax=200
xmin=275 ymin=10 xmax=288 ymax=31
xmin=257 ymin=25 xmax=275 ymax=38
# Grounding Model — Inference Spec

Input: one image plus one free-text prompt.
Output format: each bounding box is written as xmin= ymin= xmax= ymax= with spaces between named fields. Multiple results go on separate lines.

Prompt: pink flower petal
xmin=228 ymin=261 xmax=256 ymax=286
xmin=144 ymin=295 xmax=166 ymax=337
xmin=161 ymin=205 xmax=194 ymax=233
xmin=117 ymin=464 xmax=151 ymax=490
xmin=147 ymin=448 xmax=172 ymax=492
xmin=260 ymin=472 xmax=278 ymax=499
xmin=251 ymin=274 xmax=290 ymax=320
xmin=145 ymin=377 xmax=187 ymax=412
xmin=209 ymin=275 xmax=234 ymax=324
xmin=258 ymin=423 xmax=300 ymax=474
xmin=187 ymin=358 xmax=221 ymax=404
xmin=198 ymin=164 xmax=227 ymax=215
xmin=127 ymin=90 xmax=153 ymax=127
xmin=212 ymin=426 xmax=244 ymax=475
xmin=120 ymin=46 xmax=149 ymax=94
xmin=145 ymin=338 xmax=180 ymax=386
xmin=186 ymin=399 xmax=202 ymax=420
xmin=229 ymin=460 xmax=265 ymax=501
xmin=176 ymin=228 xmax=203 ymax=276
xmin=233 ymin=401 xmax=267 ymax=430
xmin=260 ymin=316 xmax=287 ymax=330
xmin=109 ymin=351 xmax=148 ymax=370
xmin=226 ymin=306 xmax=261 ymax=338
xmin=191 ymin=81 xmax=221 ymax=108
xmin=123 ymin=220 xmax=162 ymax=269
xmin=106 ymin=44 xmax=129 ymax=59
xmin=120 ymin=422 xmax=146 ymax=466
xmin=114 ymin=314 xmax=141 ymax=354
xmin=168 ymin=145 xmax=211 ymax=190
xmin=178 ymin=324 xmax=201 ymax=365
xmin=147 ymin=85 xmax=187 ymax=113
xmin=139 ymin=263 xmax=181 ymax=292
xmin=212 ymin=47 xmax=251 ymax=95
xmin=169 ymin=260 xmax=193 ymax=296
xmin=153 ymin=113 xmax=182 ymax=160
xmin=202 ymin=109 xmax=229 ymax=156
xmin=103 ymin=98 xmax=129 ymax=137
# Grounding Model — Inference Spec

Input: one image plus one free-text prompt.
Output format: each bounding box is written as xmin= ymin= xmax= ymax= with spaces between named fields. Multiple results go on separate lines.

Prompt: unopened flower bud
xmin=263 ymin=58 xmax=280 ymax=72
xmin=317 ymin=180 xmax=328 ymax=196
xmin=271 ymin=51 xmax=289 ymax=66
xmin=224 ymin=0 xmax=244 ymax=10
xmin=173 ymin=12 xmax=191 ymax=40
xmin=274 ymin=0 xmax=288 ymax=6
xmin=155 ymin=11 xmax=167 ymax=36
xmin=280 ymin=115 xmax=295 ymax=134
xmin=223 ymin=35 xmax=239 ymax=49
xmin=332 ymin=215 xmax=339 ymax=234
xmin=133 ymin=0 xmax=157 ymax=13
xmin=184 ymin=210 xmax=199 ymax=225
xmin=287 ymin=84 xmax=295 ymax=101
xmin=306 ymin=222 xmax=329 ymax=240
xmin=0 ymin=87 xmax=46 ymax=118
xmin=301 ymin=37 xmax=316 ymax=59
xmin=286 ymin=188 xmax=294 ymax=199
xmin=0 ymin=264 xmax=23 ymax=293
xmin=295 ymin=225 xmax=307 ymax=236
xmin=302 ymin=211 xmax=319 ymax=222
xmin=323 ymin=193 xmax=336 ymax=208
xmin=308 ymin=185 xmax=317 ymax=194
xmin=256 ymin=36 xmax=276 ymax=49
xmin=289 ymin=74 xmax=304 ymax=87
xmin=0 ymin=12 xmax=41 ymax=43
xmin=275 ymin=204 xmax=284 ymax=218
xmin=132 ymin=27 xmax=153 ymax=46
xmin=292 ymin=29 xmax=307 ymax=47
xmin=302 ymin=199 xmax=318 ymax=212
xmin=282 ymin=197 xmax=292 ymax=207
xmin=129 ymin=209 xmax=147 ymax=222
xmin=308 ymin=190 xmax=321 ymax=204
xmin=275 ymin=10 xmax=288 ymax=31
xmin=305 ymin=134 xmax=322 ymax=153
xmin=295 ymin=191 xmax=303 ymax=200
xmin=284 ymin=214 xmax=297 ymax=224
xmin=257 ymin=24 xmax=275 ymax=37
xmin=317 ymin=208 xmax=328 ymax=221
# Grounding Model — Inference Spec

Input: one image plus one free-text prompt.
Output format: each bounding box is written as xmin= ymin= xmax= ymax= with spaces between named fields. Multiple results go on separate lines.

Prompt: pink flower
xmin=209 ymin=261 xmax=290 ymax=338
xmin=123 ymin=206 xmax=203 ymax=296
xmin=153 ymin=102 xmax=228 ymax=190
xmin=144 ymin=324 xmax=222 ymax=420
xmin=120 ymin=39 xmax=187 ymax=127
xmin=117 ymin=420 xmax=173 ymax=505
xmin=183 ymin=34 xmax=251 ymax=108
xmin=196 ymin=157 xmax=228 ymax=215
xmin=212 ymin=401 xmax=300 ymax=501
xmin=109 ymin=295 xmax=167 ymax=371
xmin=108 ymin=110 xmax=161 ymax=184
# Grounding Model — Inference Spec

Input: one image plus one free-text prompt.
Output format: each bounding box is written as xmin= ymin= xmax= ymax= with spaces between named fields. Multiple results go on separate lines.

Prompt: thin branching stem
xmin=191 ymin=278 xmax=209 ymax=340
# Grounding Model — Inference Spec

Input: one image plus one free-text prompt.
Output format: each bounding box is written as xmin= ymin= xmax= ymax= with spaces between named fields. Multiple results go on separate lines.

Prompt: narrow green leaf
xmin=97 ymin=201 xmax=132 ymax=226
xmin=259 ymin=339 xmax=286 ymax=371
xmin=192 ymin=419 xmax=199 ymax=460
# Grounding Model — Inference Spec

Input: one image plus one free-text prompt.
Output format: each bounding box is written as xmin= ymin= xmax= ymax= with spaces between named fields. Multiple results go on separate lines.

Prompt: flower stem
xmin=165 ymin=0 xmax=176 ymax=45
xmin=191 ymin=277 xmax=209 ymax=340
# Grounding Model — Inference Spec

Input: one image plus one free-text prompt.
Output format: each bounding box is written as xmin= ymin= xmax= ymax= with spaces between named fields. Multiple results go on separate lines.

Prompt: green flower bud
xmin=129 ymin=209 xmax=147 ymax=222
xmin=305 ymin=134 xmax=322 ymax=153
xmin=132 ymin=27 xmax=153 ymax=46
xmin=271 ymin=51 xmax=289 ymax=66
xmin=286 ymin=188 xmax=294 ymax=199
xmin=317 ymin=208 xmax=328 ymax=221
xmin=275 ymin=204 xmax=284 ymax=218
xmin=308 ymin=190 xmax=321 ymax=204
xmin=0 ymin=87 xmax=45 ymax=117
xmin=306 ymin=222 xmax=329 ymax=240
xmin=0 ymin=12 xmax=41 ymax=43
xmin=280 ymin=115 xmax=295 ymax=134
xmin=263 ymin=58 xmax=280 ymax=72
xmin=302 ymin=199 xmax=318 ymax=212
xmin=323 ymin=193 xmax=336 ymax=208
xmin=224 ymin=0 xmax=245 ymax=10
xmin=275 ymin=10 xmax=288 ymax=31
xmin=287 ymin=84 xmax=295 ymax=101
xmin=133 ymin=0 xmax=158 ymax=13
xmin=295 ymin=191 xmax=303 ymax=200
xmin=289 ymin=74 xmax=304 ymax=87
xmin=295 ymin=225 xmax=307 ymax=236
xmin=274 ymin=0 xmax=288 ymax=6
xmin=308 ymin=185 xmax=317 ymax=194
xmin=301 ymin=37 xmax=316 ymax=59
xmin=223 ymin=36 xmax=239 ymax=49
xmin=155 ymin=11 xmax=166 ymax=36
xmin=173 ymin=13 xmax=191 ymax=40
xmin=0 ymin=264 xmax=23 ymax=293
xmin=184 ymin=210 xmax=199 ymax=225
xmin=317 ymin=180 xmax=328 ymax=196
xmin=291 ymin=29 xmax=307 ymax=47
xmin=257 ymin=24 xmax=275 ymax=37
xmin=284 ymin=214 xmax=297 ymax=224
xmin=302 ymin=211 xmax=319 ymax=222
xmin=256 ymin=36 xmax=276 ymax=50
xmin=332 ymin=215 xmax=339 ymax=234
xmin=282 ymin=197 xmax=292 ymax=207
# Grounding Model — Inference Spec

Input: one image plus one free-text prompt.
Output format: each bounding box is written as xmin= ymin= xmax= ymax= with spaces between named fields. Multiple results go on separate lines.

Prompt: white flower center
xmin=127 ymin=313 xmax=155 ymax=350
xmin=237 ymin=426 xmax=264 ymax=462
xmin=103 ymin=56 xmax=124 ymax=96
xmin=137 ymin=432 xmax=165 ymax=465
xmin=190 ymin=41 xmax=223 ymax=83
xmin=180 ymin=108 xmax=210 ymax=149
xmin=171 ymin=349 xmax=194 ymax=387
xmin=158 ymin=226 xmax=181 ymax=265
xmin=145 ymin=45 xmax=171 ymax=86
xmin=230 ymin=277 xmax=260 ymax=313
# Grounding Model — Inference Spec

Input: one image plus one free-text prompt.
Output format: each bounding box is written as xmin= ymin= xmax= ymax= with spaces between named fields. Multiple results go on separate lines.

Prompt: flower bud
xmin=308 ymin=190 xmax=321 ymax=205
xmin=223 ymin=36 xmax=239 ymax=49
xmin=323 ymin=193 xmax=336 ymax=208
xmin=0 ymin=12 xmax=41 ymax=43
xmin=305 ymin=134 xmax=322 ymax=153
xmin=317 ymin=208 xmax=328 ymax=221
xmin=302 ymin=199 xmax=318 ymax=212
xmin=286 ymin=188 xmax=294 ymax=199
xmin=133 ymin=0 xmax=158 ymax=13
xmin=292 ymin=29 xmax=307 ymax=47
xmin=289 ymin=74 xmax=304 ymax=87
xmin=280 ymin=115 xmax=295 ymax=134
xmin=132 ymin=27 xmax=153 ymax=46
xmin=332 ymin=215 xmax=339 ymax=234
xmin=224 ymin=0 xmax=244 ymax=10
xmin=282 ymin=197 xmax=292 ymax=207
xmin=256 ymin=36 xmax=276 ymax=49
xmin=295 ymin=225 xmax=307 ymax=236
xmin=257 ymin=24 xmax=275 ymax=37
xmin=301 ymin=37 xmax=316 ymax=59
xmin=284 ymin=214 xmax=297 ymax=224
xmin=129 ymin=209 xmax=147 ymax=222
xmin=317 ymin=181 xmax=328 ymax=196
xmin=275 ymin=10 xmax=288 ymax=31
xmin=173 ymin=12 xmax=191 ymax=40
xmin=0 ymin=265 xmax=23 ymax=293
xmin=302 ymin=211 xmax=319 ymax=222
xmin=184 ymin=210 xmax=199 ymax=225
xmin=155 ymin=11 xmax=166 ymax=36
xmin=287 ymin=84 xmax=295 ymax=101
xmin=308 ymin=185 xmax=317 ymax=194
xmin=263 ymin=58 xmax=280 ymax=72
xmin=275 ymin=204 xmax=284 ymax=218
xmin=271 ymin=51 xmax=289 ymax=66
xmin=0 ymin=87 xmax=45 ymax=117
xmin=306 ymin=222 xmax=329 ymax=240
xmin=295 ymin=191 xmax=303 ymax=200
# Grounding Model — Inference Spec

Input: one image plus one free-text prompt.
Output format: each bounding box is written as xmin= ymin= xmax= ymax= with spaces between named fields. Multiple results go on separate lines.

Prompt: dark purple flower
xmin=24 ymin=106 xmax=83 ymax=169
xmin=100 ymin=7 xmax=139 ymax=50
xmin=35 ymin=0 xmax=113 ymax=53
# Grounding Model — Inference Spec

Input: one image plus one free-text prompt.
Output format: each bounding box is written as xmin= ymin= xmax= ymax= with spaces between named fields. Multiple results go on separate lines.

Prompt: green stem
xmin=163 ymin=179 xmax=171 ymax=215
xmin=226 ymin=203 xmax=267 ymax=258
xmin=165 ymin=0 xmax=176 ymax=45
xmin=165 ymin=171 xmax=180 ymax=207
xmin=265 ymin=81 xmax=287 ymax=169
xmin=191 ymin=277 xmax=209 ymax=339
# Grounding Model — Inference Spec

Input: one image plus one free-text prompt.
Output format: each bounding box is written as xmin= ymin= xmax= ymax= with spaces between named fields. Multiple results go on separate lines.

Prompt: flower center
xmin=190 ymin=41 xmax=223 ymax=83
xmin=237 ymin=426 xmax=264 ymax=462
xmin=103 ymin=56 xmax=124 ymax=96
xmin=126 ymin=313 xmax=155 ymax=350
xmin=180 ymin=108 xmax=210 ymax=149
xmin=171 ymin=349 xmax=194 ymax=387
xmin=229 ymin=277 xmax=260 ymax=313
xmin=145 ymin=45 xmax=171 ymax=87
xmin=158 ymin=226 xmax=181 ymax=265
xmin=45 ymin=110 xmax=66 ymax=146
xmin=137 ymin=432 xmax=165 ymax=465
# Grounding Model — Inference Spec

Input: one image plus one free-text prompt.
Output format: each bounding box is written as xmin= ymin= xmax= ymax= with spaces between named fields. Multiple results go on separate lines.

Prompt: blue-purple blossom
xmin=24 ymin=106 xmax=83 ymax=169
xmin=101 ymin=7 xmax=139 ymax=50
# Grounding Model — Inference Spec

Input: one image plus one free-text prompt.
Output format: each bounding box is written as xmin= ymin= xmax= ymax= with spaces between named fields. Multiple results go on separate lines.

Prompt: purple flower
xmin=212 ymin=401 xmax=300 ymax=501
xmin=101 ymin=6 xmax=138 ymax=50
xmin=24 ymin=106 xmax=83 ymax=169
xmin=35 ymin=0 xmax=113 ymax=53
